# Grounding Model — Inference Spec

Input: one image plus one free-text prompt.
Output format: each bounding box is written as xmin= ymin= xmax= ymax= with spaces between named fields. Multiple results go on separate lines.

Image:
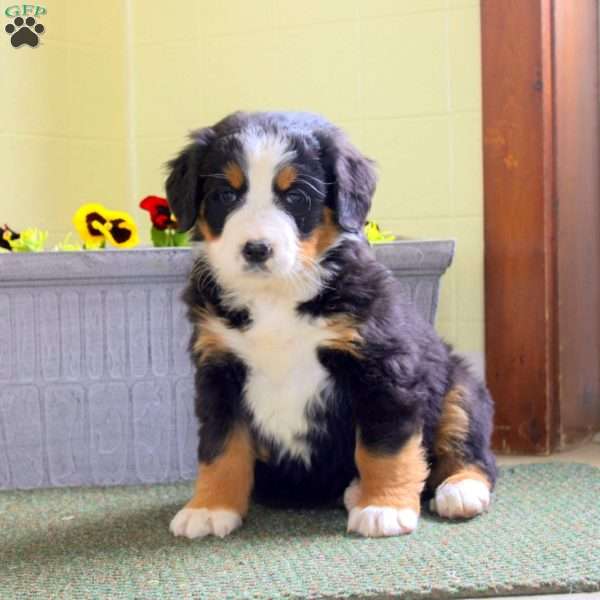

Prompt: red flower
xmin=139 ymin=196 xmax=177 ymax=231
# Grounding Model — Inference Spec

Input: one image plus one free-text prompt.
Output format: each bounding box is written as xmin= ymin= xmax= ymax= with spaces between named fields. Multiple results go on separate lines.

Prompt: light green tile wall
xmin=0 ymin=0 xmax=128 ymax=245
xmin=130 ymin=0 xmax=484 ymax=355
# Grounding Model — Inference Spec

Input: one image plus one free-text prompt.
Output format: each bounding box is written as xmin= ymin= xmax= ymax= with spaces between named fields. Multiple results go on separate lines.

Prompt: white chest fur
xmin=216 ymin=297 xmax=331 ymax=463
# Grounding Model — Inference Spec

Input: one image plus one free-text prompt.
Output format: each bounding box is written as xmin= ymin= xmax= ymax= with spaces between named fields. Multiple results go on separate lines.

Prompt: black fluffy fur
xmin=170 ymin=111 xmax=497 ymax=509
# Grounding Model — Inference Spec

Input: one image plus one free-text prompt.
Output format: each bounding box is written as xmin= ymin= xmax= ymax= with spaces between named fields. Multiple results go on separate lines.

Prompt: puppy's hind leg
xmin=428 ymin=363 xmax=497 ymax=520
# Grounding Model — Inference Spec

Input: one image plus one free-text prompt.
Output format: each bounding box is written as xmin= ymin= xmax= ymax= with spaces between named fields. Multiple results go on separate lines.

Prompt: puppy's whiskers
xmin=200 ymin=173 xmax=228 ymax=180
xmin=283 ymin=255 xmax=326 ymax=299
xmin=297 ymin=173 xmax=335 ymax=186
xmin=295 ymin=178 xmax=326 ymax=197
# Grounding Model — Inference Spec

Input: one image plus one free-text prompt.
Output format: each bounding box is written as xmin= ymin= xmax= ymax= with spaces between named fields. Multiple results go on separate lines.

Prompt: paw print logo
xmin=5 ymin=16 xmax=45 ymax=48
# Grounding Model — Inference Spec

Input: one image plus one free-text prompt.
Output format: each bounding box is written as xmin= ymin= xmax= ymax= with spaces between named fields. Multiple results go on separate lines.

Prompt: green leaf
xmin=151 ymin=227 xmax=169 ymax=247
xmin=172 ymin=231 xmax=189 ymax=247
xmin=83 ymin=240 xmax=105 ymax=250
xmin=10 ymin=228 xmax=48 ymax=252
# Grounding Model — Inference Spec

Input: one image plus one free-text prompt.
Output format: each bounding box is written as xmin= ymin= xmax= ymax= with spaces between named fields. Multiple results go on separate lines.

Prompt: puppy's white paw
xmin=429 ymin=478 xmax=490 ymax=519
xmin=343 ymin=478 xmax=361 ymax=511
xmin=169 ymin=507 xmax=242 ymax=539
xmin=347 ymin=505 xmax=418 ymax=537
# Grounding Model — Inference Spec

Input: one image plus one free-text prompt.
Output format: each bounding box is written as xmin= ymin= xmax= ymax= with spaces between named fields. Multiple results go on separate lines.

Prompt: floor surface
xmin=3 ymin=463 xmax=599 ymax=600
xmin=480 ymin=442 xmax=600 ymax=599
xmin=497 ymin=439 xmax=600 ymax=468
xmin=475 ymin=595 xmax=600 ymax=600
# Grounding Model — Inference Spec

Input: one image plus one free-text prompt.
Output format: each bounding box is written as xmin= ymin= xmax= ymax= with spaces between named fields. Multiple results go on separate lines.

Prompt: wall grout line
xmin=443 ymin=6 xmax=459 ymax=335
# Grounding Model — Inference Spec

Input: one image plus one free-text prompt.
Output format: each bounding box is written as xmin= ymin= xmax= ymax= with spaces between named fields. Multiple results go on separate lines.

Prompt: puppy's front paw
xmin=347 ymin=506 xmax=418 ymax=537
xmin=169 ymin=507 xmax=242 ymax=539
xmin=429 ymin=478 xmax=490 ymax=519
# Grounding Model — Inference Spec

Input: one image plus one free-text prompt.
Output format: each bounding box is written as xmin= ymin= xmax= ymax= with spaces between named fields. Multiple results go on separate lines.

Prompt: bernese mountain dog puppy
xmin=166 ymin=111 xmax=496 ymax=539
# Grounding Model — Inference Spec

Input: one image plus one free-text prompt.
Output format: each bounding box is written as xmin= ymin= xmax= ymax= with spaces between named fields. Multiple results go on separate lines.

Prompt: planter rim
xmin=0 ymin=239 xmax=455 ymax=285
xmin=372 ymin=239 xmax=455 ymax=273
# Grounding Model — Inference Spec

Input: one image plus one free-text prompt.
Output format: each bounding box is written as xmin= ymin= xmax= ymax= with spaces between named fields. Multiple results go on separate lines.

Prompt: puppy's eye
xmin=218 ymin=190 xmax=238 ymax=205
xmin=285 ymin=192 xmax=308 ymax=206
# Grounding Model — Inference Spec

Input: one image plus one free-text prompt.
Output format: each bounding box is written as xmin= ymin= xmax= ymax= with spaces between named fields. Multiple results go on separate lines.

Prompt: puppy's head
xmin=166 ymin=112 xmax=376 ymax=295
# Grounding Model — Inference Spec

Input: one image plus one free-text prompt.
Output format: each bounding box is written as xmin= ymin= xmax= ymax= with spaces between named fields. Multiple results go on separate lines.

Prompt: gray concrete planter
xmin=0 ymin=240 xmax=454 ymax=490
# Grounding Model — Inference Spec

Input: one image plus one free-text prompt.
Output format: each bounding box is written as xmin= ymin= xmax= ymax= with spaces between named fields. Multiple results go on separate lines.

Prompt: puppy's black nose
xmin=242 ymin=240 xmax=273 ymax=264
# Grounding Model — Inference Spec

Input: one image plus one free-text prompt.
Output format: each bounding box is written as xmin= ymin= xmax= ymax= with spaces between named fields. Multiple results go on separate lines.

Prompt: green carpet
xmin=2 ymin=464 xmax=599 ymax=599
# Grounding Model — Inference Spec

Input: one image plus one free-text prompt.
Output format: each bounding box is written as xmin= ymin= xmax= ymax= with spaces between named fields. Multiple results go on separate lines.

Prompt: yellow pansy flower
xmin=73 ymin=204 xmax=139 ymax=249
xmin=364 ymin=221 xmax=396 ymax=244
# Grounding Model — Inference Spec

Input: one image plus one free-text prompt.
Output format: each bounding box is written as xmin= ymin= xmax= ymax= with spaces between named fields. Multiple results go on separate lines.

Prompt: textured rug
xmin=1 ymin=463 xmax=599 ymax=599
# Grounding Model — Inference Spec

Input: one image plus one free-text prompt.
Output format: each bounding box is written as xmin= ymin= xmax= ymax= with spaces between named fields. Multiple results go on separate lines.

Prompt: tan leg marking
xmin=347 ymin=433 xmax=429 ymax=536
xmin=299 ymin=207 xmax=340 ymax=262
xmin=186 ymin=426 xmax=255 ymax=516
xmin=434 ymin=385 xmax=470 ymax=456
xmin=430 ymin=465 xmax=491 ymax=519
xmin=428 ymin=456 xmax=462 ymax=491
xmin=429 ymin=385 xmax=473 ymax=490
xmin=440 ymin=465 xmax=490 ymax=488
xmin=355 ymin=433 xmax=429 ymax=512
xmin=429 ymin=386 xmax=492 ymax=518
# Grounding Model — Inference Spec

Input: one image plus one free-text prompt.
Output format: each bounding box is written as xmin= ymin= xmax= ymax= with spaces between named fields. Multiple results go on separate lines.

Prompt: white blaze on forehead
xmin=204 ymin=127 xmax=318 ymax=305
xmin=239 ymin=129 xmax=296 ymax=211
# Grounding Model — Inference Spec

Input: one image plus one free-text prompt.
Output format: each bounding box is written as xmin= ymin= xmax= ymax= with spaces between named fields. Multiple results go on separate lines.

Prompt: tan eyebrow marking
xmin=274 ymin=164 xmax=297 ymax=191
xmin=223 ymin=161 xmax=245 ymax=190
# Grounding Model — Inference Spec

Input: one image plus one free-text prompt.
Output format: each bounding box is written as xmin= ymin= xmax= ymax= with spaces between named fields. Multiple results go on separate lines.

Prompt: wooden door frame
xmin=481 ymin=0 xmax=600 ymax=454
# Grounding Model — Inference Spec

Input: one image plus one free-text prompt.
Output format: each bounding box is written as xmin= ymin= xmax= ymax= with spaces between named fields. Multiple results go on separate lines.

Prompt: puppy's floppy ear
xmin=317 ymin=129 xmax=377 ymax=233
xmin=165 ymin=127 xmax=216 ymax=233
